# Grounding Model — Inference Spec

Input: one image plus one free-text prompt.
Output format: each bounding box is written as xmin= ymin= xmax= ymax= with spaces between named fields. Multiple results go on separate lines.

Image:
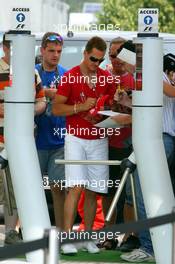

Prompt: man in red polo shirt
xmin=53 ymin=36 xmax=116 ymax=254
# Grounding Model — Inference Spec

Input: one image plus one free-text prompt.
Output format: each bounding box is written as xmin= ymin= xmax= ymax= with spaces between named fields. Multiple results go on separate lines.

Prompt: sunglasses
xmin=46 ymin=35 xmax=63 ymax=43
xmin=89 ymin=56 xmax=104 ymax=64
xmin=109 ymin=54 xmax=117 ymax=59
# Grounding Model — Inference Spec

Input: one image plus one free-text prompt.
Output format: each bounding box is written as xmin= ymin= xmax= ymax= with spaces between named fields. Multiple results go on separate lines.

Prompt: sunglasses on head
xmin=89 ymin=56 xmax=104 ymax=64
xmin=46 ymin=35 xmax=63 ymax=43
xmin=109 ymin=54 xmax=117 ymax=59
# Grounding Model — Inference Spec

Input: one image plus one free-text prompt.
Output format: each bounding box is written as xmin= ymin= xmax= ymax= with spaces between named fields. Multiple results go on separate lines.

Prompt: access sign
xmin=138 ymin=8 xmax=158 ymax=34
xmin=11 ymin=7 xmax=31 ymax=31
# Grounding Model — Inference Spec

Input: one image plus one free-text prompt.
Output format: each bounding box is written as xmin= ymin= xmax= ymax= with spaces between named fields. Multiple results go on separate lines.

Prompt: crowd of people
xmin=0 ymin=30 xmax=175 ymax=263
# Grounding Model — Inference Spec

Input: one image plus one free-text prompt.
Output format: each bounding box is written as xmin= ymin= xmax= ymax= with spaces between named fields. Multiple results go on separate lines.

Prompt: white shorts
xmin=64 ymin=134 xmax=109 ymax=193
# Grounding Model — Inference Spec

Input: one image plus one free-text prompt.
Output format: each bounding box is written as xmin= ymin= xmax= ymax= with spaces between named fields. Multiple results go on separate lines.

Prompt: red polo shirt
xmin=57 ymin=65 xmax=116 ymax=139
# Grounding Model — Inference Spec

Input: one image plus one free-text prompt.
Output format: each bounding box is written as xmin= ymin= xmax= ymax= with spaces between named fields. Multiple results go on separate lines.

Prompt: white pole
xmin=47 ymin=228 xmax=59 ymax=264
xmin=4 ymin=34 xmax=51 ymax=263
xmin=133 ymin=37 xmax=175 ymax=264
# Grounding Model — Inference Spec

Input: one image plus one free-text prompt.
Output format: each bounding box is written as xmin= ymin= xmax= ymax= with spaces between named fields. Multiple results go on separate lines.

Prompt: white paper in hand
xmin=98 ymin=110 xmax=128 ymax=117
xmin=95 ymin=117 xmax=123 ymax=128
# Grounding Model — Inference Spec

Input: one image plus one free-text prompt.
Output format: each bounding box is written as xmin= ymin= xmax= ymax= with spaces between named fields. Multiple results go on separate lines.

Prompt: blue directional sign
xmin=144 ymin=16 xmax=153 ymax=25
xmin=11 ymin=7 xmax=31 ymax=31
xmin=16 ymin=13 xmax=25 ymax=23
xmin=138 ymin=8 xmax=158 ymax=33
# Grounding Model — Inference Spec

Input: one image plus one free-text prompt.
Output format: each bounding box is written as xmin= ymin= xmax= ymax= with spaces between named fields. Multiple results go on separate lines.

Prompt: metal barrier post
xmin=55 ymin=159 xmax=121 ymax=166
xmin=105 ymin=168 xmax=130 ymax=222
xmin=44 ymin=228 xmax=59 ymax=264
xmin=2 ymin=166 xmax=13 ymax=215
xmin=172 ymin=207 xmax=175 ymax=264
xmin=130 ymin=173 xmax=138 ymax=221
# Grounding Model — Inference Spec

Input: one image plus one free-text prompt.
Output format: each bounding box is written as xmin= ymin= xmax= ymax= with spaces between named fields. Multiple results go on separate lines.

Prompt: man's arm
xmin=52 ymin=94 xmax=96 ymax=116
xmin=111 ymin=80 xmax=175 ymax=125
xmin=111 ymin=114 xmax=132 ymax=125
xmin=34 ymin=98 xmax=47 ymax=115
xmin=163 ymin=81 xmax=175 ymax=97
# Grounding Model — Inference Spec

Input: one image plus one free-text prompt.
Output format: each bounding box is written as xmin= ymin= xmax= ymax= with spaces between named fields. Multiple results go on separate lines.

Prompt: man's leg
xmin=120 ymin=168 xmax=155 ymax=263
xmin=85 ymin=137 xmax=108 ymax=232
xmin=133 ymin=169 xmax=153 ymax=254
xmin=83 ymin=138 xmax=108 ymax=253
xmin=50 ymin=184 xmax=65 ymax=230
xmin=84 ymin=189 xmax=97 ymax=230
xmin=61 ymin=186 xmax=83 ymax=255
xmin=163 ymin=133 xmax=175 ymax=194
xmin=64 ymin=186 xmax=82 ymax=231
xmin=62 ymin=134 xmax=100 ymax=254
xmin=64 ymin=134 xmax=87 ymax=231
xmin=163 ymin=133 xmax=174 ymax=167
xmin=38 ymin=148 xmax=66 ymax=230
xmin=48 ymin=147 xmax=66 ymax=230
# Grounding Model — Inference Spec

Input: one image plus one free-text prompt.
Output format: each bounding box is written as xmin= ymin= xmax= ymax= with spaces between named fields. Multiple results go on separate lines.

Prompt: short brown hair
xmin=109 ymin=37 xmax=126 ymax=48
xmin=85 ymin=36 xmax=107 ymax=53
xmin=41 ymin=32 xmax=63 ymax=48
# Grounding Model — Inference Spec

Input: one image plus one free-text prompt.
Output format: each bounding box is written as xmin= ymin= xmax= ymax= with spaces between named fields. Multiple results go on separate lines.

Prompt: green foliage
xmin=97 ymin=0 xmax=175 ymax=33
xmin=65 ymin=0 xmax=102 ymax=13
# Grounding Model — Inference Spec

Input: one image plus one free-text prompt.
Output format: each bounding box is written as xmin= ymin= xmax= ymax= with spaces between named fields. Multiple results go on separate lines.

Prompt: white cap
xmin=117 ymin=41 xmax=136 ymax=66
xmin=117 ymin=48 xmax=136 ymax=66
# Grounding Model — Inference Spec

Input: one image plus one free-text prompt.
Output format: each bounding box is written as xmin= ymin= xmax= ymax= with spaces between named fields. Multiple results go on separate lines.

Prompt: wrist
xmin=73 ymin=103 xmax=77 ymax=114
xmin=75 ymin=103 xmax=84 ymax=113
xmin=77 ymin=103 xmax=83 ymax=112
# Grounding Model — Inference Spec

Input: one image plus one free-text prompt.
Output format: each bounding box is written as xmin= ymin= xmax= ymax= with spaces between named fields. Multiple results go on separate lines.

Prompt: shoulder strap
xmin=36 ymin=64 xmax=61 ymax=87
xmin=36 ymin=64 xmax=42 ymax=78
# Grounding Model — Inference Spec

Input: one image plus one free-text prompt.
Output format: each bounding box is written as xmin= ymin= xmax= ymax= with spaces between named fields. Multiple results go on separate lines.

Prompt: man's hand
xmin=44 ymin=88 xmax=57 ymax=99
xmin=114 ymin=89 xmax=127 ymax=102
xmin=111 ymin=114 xmax=132 ymax=125
xmin=81 ymin=97 xmax=96 ymax=111
xmin=34 ymin=101 xmax=47 ymax=116
xmin=120 ymin=152 xmax=136 ymax=174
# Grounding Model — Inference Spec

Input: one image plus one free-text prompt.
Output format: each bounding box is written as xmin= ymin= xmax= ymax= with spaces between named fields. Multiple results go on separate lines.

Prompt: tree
xmin=64 ymin=0 xmax=102 ymax=13
xmin=97 ymin=0 xmax=175 ymax=33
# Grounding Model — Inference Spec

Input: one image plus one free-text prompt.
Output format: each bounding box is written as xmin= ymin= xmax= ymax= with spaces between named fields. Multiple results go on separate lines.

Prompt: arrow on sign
xmin=16 ymin=13 xmax=25 ymax=23
xmin=144 ymin=16 xmax=153 ymax=25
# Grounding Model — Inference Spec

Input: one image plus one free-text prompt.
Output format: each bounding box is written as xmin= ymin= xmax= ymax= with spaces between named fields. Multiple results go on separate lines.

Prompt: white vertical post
xmin=4 ymin=34 xmax=51 ymax=263
xmin=172 ymin=208 xmax=175 ymax=264
xmin=47 ymin=228 xmax=59 ymax=264
xmin=133 ymin=37 xmax=175 ymax=264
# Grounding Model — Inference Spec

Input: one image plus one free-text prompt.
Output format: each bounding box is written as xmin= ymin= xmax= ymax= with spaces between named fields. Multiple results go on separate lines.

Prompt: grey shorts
xmin=37 ymin=147 xmax=65 ymax=184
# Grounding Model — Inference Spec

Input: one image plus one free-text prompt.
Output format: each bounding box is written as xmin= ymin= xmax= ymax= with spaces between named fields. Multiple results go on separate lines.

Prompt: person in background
xmin=101 ymin=37 xmax=139 ymax=251
xmin=35 ymin=32 xmax=67 ymax=230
